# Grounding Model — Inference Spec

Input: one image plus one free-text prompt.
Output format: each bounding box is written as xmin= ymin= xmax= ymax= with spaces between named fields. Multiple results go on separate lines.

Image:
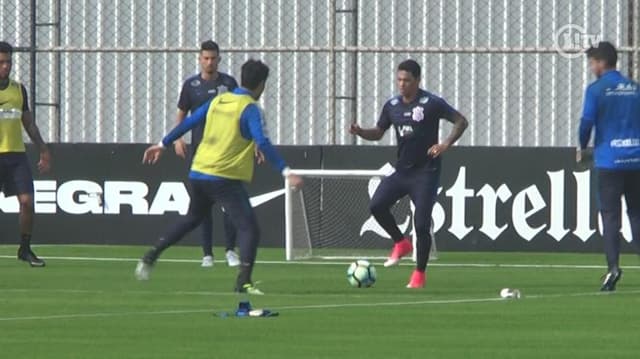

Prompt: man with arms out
xmin=578 ymin=41 xmax=640 ymax=291
xmin=136 ymin=59 xmax=303 ymax=294
xmin=0 ymin=41 xmax=52 ymax=267
xmin=174 ymin=40 xmax=241 ymax=268
xmin=350 ymin=60 xmax=468 ymax=288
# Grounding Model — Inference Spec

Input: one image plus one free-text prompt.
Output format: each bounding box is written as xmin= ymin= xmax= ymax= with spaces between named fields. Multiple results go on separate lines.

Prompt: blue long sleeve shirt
xmin=579 ymin=70 xmax=640 ymax=169
xmin=162 ymin=87 xmax=287 ymax=180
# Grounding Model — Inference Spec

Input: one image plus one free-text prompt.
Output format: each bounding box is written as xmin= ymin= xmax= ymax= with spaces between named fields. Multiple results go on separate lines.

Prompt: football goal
xmin=284 ymin=168 xmax=437 ymax=261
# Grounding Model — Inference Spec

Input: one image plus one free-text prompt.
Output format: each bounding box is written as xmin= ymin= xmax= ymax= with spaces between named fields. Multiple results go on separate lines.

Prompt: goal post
xmin=284 ymin=168 xmax=437 ymax=261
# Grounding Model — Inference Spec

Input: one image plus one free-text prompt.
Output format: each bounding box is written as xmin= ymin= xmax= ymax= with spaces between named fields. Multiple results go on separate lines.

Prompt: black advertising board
xmin=1 ymin=144 xmax=631 ymax=253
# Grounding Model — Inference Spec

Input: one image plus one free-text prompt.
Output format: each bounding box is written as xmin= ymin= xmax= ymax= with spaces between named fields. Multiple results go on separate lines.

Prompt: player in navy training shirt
xmin=174 ymin=40 xmax=241 ymax=267
xmin=577 ymin=42 xmax=640 ymax=291
xmin=350 ymin=60 xmax=468 ymax=288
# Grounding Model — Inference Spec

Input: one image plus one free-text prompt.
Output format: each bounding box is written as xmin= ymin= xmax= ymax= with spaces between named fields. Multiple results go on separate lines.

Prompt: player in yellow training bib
xmin=0 ymin=42 xmax=52 ymax=267
xmin=136 ymin=59 xmax=303 ymax=295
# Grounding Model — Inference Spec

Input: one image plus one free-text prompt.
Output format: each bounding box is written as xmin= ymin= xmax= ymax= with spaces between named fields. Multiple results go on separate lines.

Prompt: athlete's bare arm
xmin=21 ymin=111 xmax=51 ymax=173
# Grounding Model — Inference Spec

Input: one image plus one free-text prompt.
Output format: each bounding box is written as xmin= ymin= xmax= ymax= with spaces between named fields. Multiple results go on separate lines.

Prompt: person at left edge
xmin=136 ymin=59 xmax=303 ymax=295
xmin=0 ymin=41 xmax=52 ymax=267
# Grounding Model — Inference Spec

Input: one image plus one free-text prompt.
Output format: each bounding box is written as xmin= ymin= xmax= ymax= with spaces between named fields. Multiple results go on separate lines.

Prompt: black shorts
xmin=598 ymin=169 xmax=640 ymax=214
xmin=371 ymin=163 xmax=441 ymax=218
xmin=0 ymin=152 xmax=34 ymax=197
xmin=375 ymin=164 xmax=441 ymax=203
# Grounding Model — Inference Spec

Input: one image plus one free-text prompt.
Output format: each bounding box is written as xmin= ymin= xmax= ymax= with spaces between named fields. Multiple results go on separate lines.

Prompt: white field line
xmin=1 ymin=289 xmax=639 ymax=322
xmin=0 ymin=254 xmax=639 ymax=270
xmin=278 ymin=289 xmax=640 ymax=310
xmin=0 ymin=309 xmax=213 ymax=322
xmin=0 ymin=288 xmax=379 ymax=298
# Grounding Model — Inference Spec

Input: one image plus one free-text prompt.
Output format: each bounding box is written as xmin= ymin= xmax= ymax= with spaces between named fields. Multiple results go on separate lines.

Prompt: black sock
xmin=143 ymin=237 xmax=172 ymax=264
xmin=371 ymin=210 xmax=404 ymax=243
xmin=20 ymin=234 xmax=31 ymax=250
xmin=416 ymin=235 xmax=432 ymax=272
xmin=201 ymin=216 xmax=214 ymax=257
xmin=143 ymin=215 xmax=202 ymax=264
xmin=236 ymin=263 xmax=253 ymax=289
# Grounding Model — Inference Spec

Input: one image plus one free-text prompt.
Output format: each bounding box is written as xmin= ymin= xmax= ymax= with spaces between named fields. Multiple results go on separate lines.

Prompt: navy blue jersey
xmin=377 ymin=89 xmax=456 ymax=170
xmin=177 ymin=72 xmax=238 ymax=145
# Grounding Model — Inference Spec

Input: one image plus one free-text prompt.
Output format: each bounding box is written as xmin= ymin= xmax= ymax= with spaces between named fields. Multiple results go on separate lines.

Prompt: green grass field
xmin=1 ymin=245 xmax=640 ymax=359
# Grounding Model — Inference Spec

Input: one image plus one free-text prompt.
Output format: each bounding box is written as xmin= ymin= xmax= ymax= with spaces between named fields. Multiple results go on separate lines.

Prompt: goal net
xmin=284 ymin=168 xmax=437 ymax=261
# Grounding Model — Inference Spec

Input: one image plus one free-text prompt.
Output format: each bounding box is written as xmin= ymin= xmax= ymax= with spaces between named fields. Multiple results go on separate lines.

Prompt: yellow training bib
xmin=191 ymin=92 xmax=256 ymax=182
xmin=0 ymin=79 xmax=26 ymax=153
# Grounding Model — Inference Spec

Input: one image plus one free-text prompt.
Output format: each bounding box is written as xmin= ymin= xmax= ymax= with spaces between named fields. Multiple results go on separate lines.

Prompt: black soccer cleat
xmin=600 ymin=269 xmax=622 ymax=292
xmin=17 ymin=247 xmax=46 ymax=267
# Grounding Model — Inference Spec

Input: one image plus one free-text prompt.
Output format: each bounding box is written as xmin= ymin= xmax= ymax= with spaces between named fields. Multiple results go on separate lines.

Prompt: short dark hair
xmin=200 ymin=40 xmax=219 ymax=54
xmin=0 ymin=41 xmax=13 ymax=55
xmin=586 ymin=41 xmax=617 ymax=67
xmin=241 ymin=59 xmax=269 ymax=90
xmin=397 ymin=59 xmax=421 ymax=79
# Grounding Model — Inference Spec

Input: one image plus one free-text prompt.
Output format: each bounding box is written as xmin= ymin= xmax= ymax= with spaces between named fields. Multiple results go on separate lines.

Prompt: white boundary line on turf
xmin=1 ymin=290 xmax=640 ymax=322
xmin=0 ymin=288 xmax=360 ymax=298
xmin=278 ymin=289 xmax=640 ymax=311
xmin=1 ymin=254 xmax=639 ymax=270
xmin=0 ymin=288 xmax=510 ymax=300
xmin=0 ymin=309 xmax=214 ymax=322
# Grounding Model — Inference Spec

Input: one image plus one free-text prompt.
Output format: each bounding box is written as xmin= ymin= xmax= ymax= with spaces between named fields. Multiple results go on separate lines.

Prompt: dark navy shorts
xmin=0 ymin=152 xmax=34 ymax=197
xmin=370 ymin=163 xmax=442 ymax=222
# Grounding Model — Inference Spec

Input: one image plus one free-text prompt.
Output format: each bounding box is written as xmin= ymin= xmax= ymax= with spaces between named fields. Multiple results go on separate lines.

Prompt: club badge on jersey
xmin=217 ymin=85 xmax=228 ymax=94
xmin=411 ymin=106 xmax=424 ymax=122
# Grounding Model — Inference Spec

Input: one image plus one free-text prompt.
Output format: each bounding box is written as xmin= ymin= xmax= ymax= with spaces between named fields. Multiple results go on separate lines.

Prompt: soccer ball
xmin=347 ymin=260 xmax=377 ymax=288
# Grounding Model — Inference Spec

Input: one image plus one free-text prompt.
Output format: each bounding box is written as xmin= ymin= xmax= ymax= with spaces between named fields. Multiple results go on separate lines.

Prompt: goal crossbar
xmin=287 ymin=169 xmax=387 ymax=178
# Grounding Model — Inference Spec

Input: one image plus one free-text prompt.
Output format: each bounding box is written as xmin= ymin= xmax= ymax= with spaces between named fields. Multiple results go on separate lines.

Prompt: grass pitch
xmin=1 ymin=245 xmax=640 ymax=359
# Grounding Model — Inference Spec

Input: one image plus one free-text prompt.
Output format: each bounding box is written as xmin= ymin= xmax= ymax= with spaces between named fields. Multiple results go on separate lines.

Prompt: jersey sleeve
xmin=240 ymin=104 xmax=287 ymax=172
xmin=177 ymin=81 xmax=191 ymax=112
xmin=162 ymin=100 xmax=210 ymax=146
xmin=579 ymin=85 xmax=597 ymax=149
xmin=435 ymin=97 xmax=456 ymax=120
xmin=20 ymin=84 xmax=29 ymax=112
xmin=376 ymin=102 xmax=392 ymax=130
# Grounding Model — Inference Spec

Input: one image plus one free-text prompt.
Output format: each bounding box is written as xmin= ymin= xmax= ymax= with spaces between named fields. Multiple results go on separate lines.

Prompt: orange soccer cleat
xmin=383 ymin=237 xmax=413 ymax=267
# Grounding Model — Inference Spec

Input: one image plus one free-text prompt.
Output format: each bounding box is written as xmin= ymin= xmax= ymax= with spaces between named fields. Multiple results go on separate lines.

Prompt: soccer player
xmin=350 ymin=60 xmax=468 ymax=288
xmin=136 ymin=59 xmax=303 ymax=295
xmin=174 ymin=40 xmax=242 ymax=268
xmin=577 ymin=41 xmax=640 ymax=291
xmin=0 ymin=41 xmax=52 ymax=267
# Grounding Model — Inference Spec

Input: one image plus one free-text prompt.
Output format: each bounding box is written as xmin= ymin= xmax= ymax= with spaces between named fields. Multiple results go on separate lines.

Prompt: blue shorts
xmin=0 ymin=152 xmax=34 ymax=196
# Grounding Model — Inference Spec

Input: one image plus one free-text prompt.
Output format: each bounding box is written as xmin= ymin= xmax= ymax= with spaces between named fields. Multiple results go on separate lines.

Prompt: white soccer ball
xmin=347 ymin=260 xmax=377 ymax=288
